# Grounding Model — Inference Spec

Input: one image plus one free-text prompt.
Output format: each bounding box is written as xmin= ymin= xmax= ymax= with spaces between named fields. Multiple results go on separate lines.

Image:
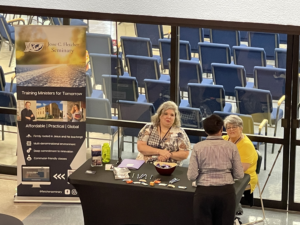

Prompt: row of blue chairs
xmin=88 ymin=73 xmax=284 ymax=129
xmin=120 ymin=36 xmax=286 ymax=77
xmin=86 ymin=51 xmax=286 ymax=103
xmin=135 ymin=23 xmax=287 ymax=54
xmin=87 ymin=73 xmax=284 ymax=153
xmin=85 ymin=34 xmax=287 ymax=103
xmin=87 ymin=33 xmax=287 ymax=79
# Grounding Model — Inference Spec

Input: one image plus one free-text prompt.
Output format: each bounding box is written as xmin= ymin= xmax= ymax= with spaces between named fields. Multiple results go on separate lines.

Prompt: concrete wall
xmin=2 ymin=0 xmax=300 ymax=27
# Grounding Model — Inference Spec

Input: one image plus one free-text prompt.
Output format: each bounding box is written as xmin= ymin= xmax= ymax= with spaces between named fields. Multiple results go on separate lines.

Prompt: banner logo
xmin=24 ymin=42 xmax=44 ymax=52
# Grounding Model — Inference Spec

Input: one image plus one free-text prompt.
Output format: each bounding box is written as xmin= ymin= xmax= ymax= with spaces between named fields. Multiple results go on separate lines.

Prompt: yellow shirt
xmin=223 ymin=134 xmax=258 ymax=193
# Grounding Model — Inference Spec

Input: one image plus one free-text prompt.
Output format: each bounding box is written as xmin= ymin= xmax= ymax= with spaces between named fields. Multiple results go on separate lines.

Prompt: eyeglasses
xmin=226 ymin=126 xmax=238 ymax=130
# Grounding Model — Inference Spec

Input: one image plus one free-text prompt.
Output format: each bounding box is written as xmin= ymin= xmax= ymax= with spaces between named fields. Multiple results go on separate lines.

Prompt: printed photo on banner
xmin=17 ymin=100 xmax=86 ymax=122
xmin=15 ymin=26 xmax=86 ymax=87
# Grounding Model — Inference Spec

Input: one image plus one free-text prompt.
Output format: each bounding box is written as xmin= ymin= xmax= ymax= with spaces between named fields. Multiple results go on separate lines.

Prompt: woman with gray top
xmin=68 ymin=104 xmax=82 ymax=122
xmin=187 ymin=114 xmax=244 ymax=225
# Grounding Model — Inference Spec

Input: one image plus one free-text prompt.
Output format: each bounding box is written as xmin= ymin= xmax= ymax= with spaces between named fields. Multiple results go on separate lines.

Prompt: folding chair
xmin=180 ymin=27 xmax=204 ymax=53
xmin=248 ymin=32 xmax=279 ymax=60
xmin=203 ymin=28 xmax=211 ymax=40
xmin=210 ymin=29 xmax=241 ymax=54
xmin=233 ymin=46 xmax=267 ymax=78
xmin=126 ymin=55 xmax=170 ymax=90
xmin=240 ymin=31 xmax=248 ymax=43
xmin=198 ymin=42 xmax=231 ymax=74
xmin=86 ymin=75 xmax=103 ymax=98
xmin=0 ymin=65 xmax=16 ymax=93
xmin=235 ymin=87 xmax=284 ymax=159
xmin=275 ymin=48 xmax=286 ymax=69
xmin=102 ymin=75 xmax=146 ymax=115
xmin=188 ymin=83 xmax=232 ymax=117
xmin=0 ymin=14 xmax=25 ymax=67
xmin=135 ymin=24 xmax=163 ymax=49
xmin=86 ymin=33 xmax=113 ymax=55
xmin=279 ymin=33 xmax=287 ymax=45
xmin=118 ymin=100 xmax=155 ymax=152
xmin=86 ymin=98 xmax=118 ymax=148
xmin=254 ymin=66 xmax=286 ymax=100
xmin=144 ymin=79 xmax=189 ymax=111
xmin=212 ymin=63 xmax=254 ymax=97
xmin=171 ymin=59 xmax=213 ymax=98
xmin=159 ymin=39 xmax=198 ymax=70
xmin=89 ymin=53 xmax=127 ymax=87
xmin=179 ymin=106 xmax=203 ymax=144
xmin=121 ymin=36 xmax=161 ymax=66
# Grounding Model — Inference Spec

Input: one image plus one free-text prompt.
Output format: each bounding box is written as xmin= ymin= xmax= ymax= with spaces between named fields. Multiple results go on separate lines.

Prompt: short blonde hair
xmin=151 ymin=101 xmax=181 ymax=127
xmin=224 ymin=115 xmax=243 ymax=129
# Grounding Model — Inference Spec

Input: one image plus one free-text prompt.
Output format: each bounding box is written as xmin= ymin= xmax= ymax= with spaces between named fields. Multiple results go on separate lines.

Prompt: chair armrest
xmin=258 ymin=119 xmax=268 ymax=136
xmin=8 ymin=18 xmax=25 ymax=25
xmin=274 ymin=95 xmax=285 ymax=128
xmin=278 ymin=95 xmax=285 ymax=106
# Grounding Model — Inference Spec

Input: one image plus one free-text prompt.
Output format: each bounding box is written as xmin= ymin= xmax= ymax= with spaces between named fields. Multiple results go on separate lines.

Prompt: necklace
xmin=228 ymin=135 xmax=243 ymax=144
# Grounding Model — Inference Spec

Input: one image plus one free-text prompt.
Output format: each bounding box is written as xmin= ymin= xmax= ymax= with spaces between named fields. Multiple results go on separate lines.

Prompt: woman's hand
xmin=159 ymin=149 xmax=171 ymax=159
xmin=157 ymin=156 xmax=168 ymax=161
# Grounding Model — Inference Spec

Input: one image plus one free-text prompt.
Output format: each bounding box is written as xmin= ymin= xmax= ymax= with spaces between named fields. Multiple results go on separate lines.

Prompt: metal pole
xmin=262 ymin=145 xmax=283 ymax=194
xmin=170 ymin=26 xmax=180 ymax=105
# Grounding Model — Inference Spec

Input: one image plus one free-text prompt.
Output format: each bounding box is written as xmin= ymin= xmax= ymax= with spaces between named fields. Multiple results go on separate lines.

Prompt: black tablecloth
xmin=69 ymin=159 xmax=250 ymax=225
xmin=0 ymin=214 xmax=23 ymax=225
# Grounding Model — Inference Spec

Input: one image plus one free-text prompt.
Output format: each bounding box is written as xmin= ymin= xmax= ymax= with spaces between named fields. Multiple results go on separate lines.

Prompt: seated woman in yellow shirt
xmin=223 ymin=115 xmax=258 ymax=191
xmin=223 ymin=115 xmax=258 ymax=214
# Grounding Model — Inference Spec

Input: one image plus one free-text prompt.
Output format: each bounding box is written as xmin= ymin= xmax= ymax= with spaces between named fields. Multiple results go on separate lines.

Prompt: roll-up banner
xmin=15 ymin=26 xmax=87 ymax=202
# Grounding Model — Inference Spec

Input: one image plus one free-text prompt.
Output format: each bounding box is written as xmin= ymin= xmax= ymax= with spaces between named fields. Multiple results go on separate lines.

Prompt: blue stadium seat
xmin=198 ymin=42 xmax=231 ymax=74
xmin=211 ymin=63 xmax=253 ymax=97
xmin=188 ymin=83 xmax=232 ymax=117
xmin=233 ymin=46 xmax=267 ymax=78
xmin=275 ymin=48 xmax=286 ymax=69
xmin=248 ymin=32 xmax=279 ymax=60
xmin=126 ymin=55 xmax=169 ymax=88
xmin=135 ymin=24 xmax=163 ymax=49
xmin=254 ymin=66 xmax=286 ymax=100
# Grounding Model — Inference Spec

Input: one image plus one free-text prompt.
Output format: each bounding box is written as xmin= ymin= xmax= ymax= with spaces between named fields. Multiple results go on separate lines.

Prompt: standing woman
xmin=137 ymin=101 xmax=191 ymax=164
xmin=188 ymin=115 xmax=244 ymax=225
xmin=68 ymin=104 xmax=82 ymax=122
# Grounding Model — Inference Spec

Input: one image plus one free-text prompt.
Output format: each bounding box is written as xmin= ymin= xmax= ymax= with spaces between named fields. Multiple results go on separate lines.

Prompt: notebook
xmin=117 ymin=159 xmax=145 ymax=170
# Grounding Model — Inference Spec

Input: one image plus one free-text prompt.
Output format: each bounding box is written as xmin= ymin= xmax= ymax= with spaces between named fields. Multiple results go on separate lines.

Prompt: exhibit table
xmin=0 ymin=214 xmax=23 ymax=225
xmin=69 ymin=160 xmax=250 ymax=225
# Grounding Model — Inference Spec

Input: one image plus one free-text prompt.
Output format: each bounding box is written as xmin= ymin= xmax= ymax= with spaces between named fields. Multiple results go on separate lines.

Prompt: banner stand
xmin=15 ymin=25 xmax=87 ymax=201
xmin=14 ymin=195 xmax=80 ymax=203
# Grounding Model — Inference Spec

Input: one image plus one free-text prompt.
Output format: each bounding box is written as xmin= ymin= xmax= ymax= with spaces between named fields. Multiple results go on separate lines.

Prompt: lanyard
xmin=228 ymin=136 xmax=242 ymax=144
xmin=159 ymin=126 xmax=172 ymax=146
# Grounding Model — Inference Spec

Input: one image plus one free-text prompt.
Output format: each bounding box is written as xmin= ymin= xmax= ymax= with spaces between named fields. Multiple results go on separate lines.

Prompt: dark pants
xmin=193 ymin=184 xmax=236 ymax=225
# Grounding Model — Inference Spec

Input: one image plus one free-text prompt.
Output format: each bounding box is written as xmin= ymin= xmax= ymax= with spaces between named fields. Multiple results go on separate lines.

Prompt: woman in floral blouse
xmin=137 ymin=101 xmax=191 ymax=165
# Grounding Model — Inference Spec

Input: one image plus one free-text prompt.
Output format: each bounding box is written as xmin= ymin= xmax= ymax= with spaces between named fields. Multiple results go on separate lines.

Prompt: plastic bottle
xmin=102 ymin=143 xmax=111 ymax=163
